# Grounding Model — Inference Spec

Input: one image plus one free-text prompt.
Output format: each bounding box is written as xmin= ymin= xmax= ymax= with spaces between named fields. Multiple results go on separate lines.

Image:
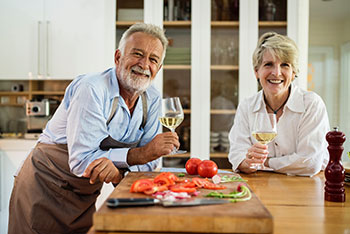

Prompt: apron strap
xmin=140 ymin=92 xmax=148 ymax=129
xmin=106 ymin=92 xmax=148 ymax=128
xmin=106 ymin=97 xmax=119 ymax=126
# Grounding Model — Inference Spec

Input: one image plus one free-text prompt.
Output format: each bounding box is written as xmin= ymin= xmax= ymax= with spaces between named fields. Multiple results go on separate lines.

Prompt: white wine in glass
xmin=159 ymin=97 xmax=185 ymax=154
xmin=251 ymin=113 xmax=277 ymax=169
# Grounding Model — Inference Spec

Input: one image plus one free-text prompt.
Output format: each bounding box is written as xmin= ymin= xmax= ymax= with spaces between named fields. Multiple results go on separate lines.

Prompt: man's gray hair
xmin=118 ymin=23 xmax=168 ymax=63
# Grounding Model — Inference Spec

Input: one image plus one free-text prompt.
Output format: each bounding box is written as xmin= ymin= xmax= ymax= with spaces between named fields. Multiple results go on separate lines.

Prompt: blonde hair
xmin=118 ymin=23 xmax=168 ymax=63
xmin=252 ymin=32 xmax=299 ymax=76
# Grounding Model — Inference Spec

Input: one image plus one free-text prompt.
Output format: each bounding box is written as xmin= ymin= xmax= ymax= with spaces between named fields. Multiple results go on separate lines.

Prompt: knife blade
xmin=106 ymin=198 xmax=230 ymax=208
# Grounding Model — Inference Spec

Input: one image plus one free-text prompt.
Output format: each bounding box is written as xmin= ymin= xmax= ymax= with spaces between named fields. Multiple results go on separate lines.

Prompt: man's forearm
xmin=127 ymin=147 xmax=148 ymax=166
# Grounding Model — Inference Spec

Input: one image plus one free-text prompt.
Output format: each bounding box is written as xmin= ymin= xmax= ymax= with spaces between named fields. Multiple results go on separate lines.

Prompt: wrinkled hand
xmin=127 ymin=132 xmax=180 ymax=165
xmin=83 ymin=157 xmax=122 ymax=184
xmin=145 ymin=132 xmax=180 ymax=157
xmin=238 ymin=143 xmax=268 ymax=173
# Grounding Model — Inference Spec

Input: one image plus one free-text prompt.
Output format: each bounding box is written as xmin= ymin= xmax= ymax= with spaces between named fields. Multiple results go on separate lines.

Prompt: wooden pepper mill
xmin=324 ymin=127 xmax=346 ymax=202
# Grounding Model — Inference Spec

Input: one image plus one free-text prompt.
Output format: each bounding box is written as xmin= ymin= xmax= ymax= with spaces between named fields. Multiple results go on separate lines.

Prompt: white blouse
xmin=228 ymin=83 xmax=330 ymax=177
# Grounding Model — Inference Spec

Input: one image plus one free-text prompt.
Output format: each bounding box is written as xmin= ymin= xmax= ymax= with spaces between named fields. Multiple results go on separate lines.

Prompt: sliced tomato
xmin=170 ymin=185 xmax=197 ymax=193
xmin=179 ymin=181 xmax=196 ymax=188
xmin=192 ymin=177 xmax=226 ymax=190
xmin=154 ymin=185 xmax=169 ymax=192
xmin=203 ymin=183 xmax=226 ymax=190
xmin=192 ymin=177 xmax=209 ymax=188
xmin=176 ymin=178 xmax=190 ymax=183
xmin=154 ymin=175 xmax=174 ymax=186
xmin=130 ymin=179 xmax=155 ymax=193
xmin=155 ymin=172 xmax=179 ymax=183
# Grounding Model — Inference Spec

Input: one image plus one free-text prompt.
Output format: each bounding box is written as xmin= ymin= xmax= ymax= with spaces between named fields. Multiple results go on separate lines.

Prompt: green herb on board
xmin=205 ymin=183 xmax=252 ymax=202
xmin=220 ymin=175 xmax=247 ymax=183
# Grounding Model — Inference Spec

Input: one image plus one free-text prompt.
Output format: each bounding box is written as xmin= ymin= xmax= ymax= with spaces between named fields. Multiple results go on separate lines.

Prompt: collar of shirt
xmin=252 ymin=83 xmax=305 ymax=114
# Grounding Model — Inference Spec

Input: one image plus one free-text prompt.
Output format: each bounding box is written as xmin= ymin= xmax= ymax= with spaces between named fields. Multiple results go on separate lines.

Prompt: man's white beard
xmin=119 ymin=66 xmax=152 ymax=94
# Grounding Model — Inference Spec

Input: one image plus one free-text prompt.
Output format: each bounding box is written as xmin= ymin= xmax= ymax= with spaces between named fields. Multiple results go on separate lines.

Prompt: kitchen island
xmin=88 ymin=171 xmax=350 ymax=234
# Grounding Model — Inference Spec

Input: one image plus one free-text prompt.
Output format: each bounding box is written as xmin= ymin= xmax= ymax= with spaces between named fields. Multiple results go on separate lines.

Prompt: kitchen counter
xmin=0 ymin=138 xmax=37 ymax=151
xmin=88 ymin=171 xmax=350 ymax=234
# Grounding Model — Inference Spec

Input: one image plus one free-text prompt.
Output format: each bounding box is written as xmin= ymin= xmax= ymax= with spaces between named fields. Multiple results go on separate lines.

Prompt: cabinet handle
xmin=46 ymin=21 xmax=50 ymax=77
xmin=37 ymin=21 xmax=42 ymax=76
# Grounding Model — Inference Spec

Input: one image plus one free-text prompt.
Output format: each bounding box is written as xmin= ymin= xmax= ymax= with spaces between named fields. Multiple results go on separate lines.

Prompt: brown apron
xmin=8 ymin=93 xmax=147 ymax=234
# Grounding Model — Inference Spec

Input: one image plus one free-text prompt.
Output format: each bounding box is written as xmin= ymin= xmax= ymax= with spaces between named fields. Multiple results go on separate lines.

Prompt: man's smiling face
xmin=115 ymin=32 xmax=164 ymax=93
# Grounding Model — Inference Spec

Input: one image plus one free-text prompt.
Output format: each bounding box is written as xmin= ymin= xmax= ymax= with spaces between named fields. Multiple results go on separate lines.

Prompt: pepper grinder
xmin=324 ymin=127 xmax=346 ymax=202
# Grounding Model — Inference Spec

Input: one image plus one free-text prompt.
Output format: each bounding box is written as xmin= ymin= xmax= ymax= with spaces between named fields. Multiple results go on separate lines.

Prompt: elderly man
xmin=8 ymin=23 xmax=178 ymax=234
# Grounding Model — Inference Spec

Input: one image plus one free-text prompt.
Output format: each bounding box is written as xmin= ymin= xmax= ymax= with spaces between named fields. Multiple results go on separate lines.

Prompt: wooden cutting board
xmin=93 ymin=172 xmax=273 ymax=234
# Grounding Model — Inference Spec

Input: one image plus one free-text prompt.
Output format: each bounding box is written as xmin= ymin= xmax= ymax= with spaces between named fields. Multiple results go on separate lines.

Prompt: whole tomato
xmin=185 ymin=158 xmax=202 ymax=175
xmin=197 ymin=160 xmax=218 ymax=178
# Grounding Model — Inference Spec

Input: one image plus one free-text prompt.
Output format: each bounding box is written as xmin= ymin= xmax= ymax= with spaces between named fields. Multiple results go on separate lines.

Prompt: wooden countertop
xmin=241 ymin=172 xmax=350 ymax=234
xmin=89 ymin=171 xmax=350 ymax=234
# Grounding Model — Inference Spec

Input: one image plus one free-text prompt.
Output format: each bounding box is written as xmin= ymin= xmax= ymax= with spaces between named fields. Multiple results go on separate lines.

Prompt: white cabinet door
xmin=0 ymin=0 xmax=44 ymax=79
xmin=45 ymin=0 xmax=116 ymax=79
xmin=0 ymin=0 xmax=115 ymax=80
xmin=0 ymin=150 xmax=29 ymax=234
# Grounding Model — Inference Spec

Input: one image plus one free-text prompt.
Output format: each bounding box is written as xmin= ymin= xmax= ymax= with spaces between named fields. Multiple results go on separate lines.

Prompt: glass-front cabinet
xmin=258 ymin=0 xmax=287 ymax=36
xmin=116 ymin=0 xmax=307 ymax=168
xmin=162 ymin=0 xmax=192 ymax=167
xmin=210 ymin=0 xmax=239 ymax=168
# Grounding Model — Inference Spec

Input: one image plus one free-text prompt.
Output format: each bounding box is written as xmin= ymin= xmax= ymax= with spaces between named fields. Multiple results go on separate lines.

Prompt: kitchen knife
xmin=106 ymin=198 xmax=230 ymax=208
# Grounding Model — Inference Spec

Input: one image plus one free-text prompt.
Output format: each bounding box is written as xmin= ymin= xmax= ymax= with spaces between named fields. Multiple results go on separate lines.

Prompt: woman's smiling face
xmin=255 ymin=49 xmax=295 ymax=98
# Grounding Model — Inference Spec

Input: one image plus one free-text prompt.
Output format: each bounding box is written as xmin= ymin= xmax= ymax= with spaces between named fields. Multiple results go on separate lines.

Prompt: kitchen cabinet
xmin=0 ymin=139 xmax=113 ymax=233
xmin=0 ymin=139 xmax=36 ymax=234
xmin=0 ymin=0 xmax=115 ymax=80
xmin=116 ymin=0 xmax=308 ymax=168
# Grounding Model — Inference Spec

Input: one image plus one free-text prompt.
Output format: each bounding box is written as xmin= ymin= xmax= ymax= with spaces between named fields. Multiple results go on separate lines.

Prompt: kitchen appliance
xmin=26 ymin=100 xmax=51 ymax=133
xmin=26 ymin=100 xmax=50 ymax=116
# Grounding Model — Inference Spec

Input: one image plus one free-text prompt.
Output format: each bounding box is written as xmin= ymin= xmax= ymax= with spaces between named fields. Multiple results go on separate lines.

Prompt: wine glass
xmin=251 ymin=113 xmax=277 ymax=170
xmin=159 ymin=97 xmax=185 ymax=155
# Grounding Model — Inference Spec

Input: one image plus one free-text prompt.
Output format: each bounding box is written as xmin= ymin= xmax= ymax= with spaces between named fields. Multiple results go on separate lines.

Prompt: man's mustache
xmin=131 ymin=66 xmax=151 ymax=77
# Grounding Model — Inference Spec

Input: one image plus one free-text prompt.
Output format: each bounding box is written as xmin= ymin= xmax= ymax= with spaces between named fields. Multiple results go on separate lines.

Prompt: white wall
xmin=309 ymin=9 xmax=350 ymax=161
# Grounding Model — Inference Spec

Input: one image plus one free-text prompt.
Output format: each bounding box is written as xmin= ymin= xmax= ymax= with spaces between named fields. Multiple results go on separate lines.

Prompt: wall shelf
xmin=259 ymin=21 xmax=287 ymax=27
xmin=210 ymin=152 xmax=228 ymax=158
xmin=163 ymin=65 xmax=191 ymax=70
xmin=31 ymin=91 xmax=65 ymax=95
xmin=0 ymin=92 xmax=30 ymax=96
xmin=210 ymin=109 xmax=236 ymax=115
xmin=211 ymin=65 xmax=239 ymax=71
xmin=116 ymin=21 xmax=141 ymax=27
xmin=211 ymin=21 xmax=239 ymax=27
xmin=0 ymin=103 xmax=25 ymax=107
xmin=183 ymin=109 xmax=190 ymax=114
xmin=164 ymin=21 xmax=191 ymax=27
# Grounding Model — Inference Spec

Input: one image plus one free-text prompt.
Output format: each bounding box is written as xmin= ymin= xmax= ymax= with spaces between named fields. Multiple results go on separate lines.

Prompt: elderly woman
xmin=228 ymin=32 xmax=330 ymax=176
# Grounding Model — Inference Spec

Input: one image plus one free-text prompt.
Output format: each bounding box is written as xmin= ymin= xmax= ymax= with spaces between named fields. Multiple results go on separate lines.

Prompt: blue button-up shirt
xmin=39 ymin=68 xmax=161 ymax=176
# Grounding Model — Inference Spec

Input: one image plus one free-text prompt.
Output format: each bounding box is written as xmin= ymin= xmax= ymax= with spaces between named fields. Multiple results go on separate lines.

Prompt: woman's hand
xmin=238 ymin=143 xmax=269 ymax=173
xmin=83 ymin=157 xmax=122 ymax=184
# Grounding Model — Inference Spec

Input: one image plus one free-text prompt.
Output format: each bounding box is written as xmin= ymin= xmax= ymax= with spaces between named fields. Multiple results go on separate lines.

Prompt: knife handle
xmin=106 ymin=198 xmax=158 ymax=208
